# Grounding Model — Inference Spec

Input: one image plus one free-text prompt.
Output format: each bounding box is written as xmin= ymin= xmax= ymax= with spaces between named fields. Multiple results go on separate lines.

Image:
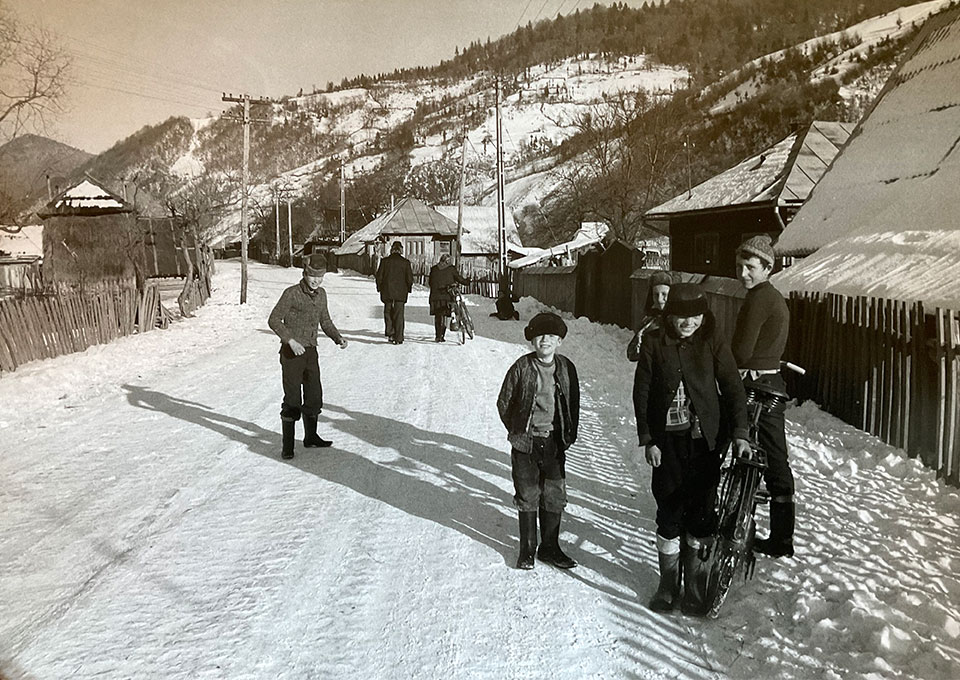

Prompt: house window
xmin=694 ymin=233 xmax=719 ymax=270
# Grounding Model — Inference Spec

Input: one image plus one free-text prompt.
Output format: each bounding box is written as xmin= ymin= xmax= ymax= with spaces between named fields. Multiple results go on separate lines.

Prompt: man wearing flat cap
xmin=375 ymin=241 xmax=414 ymax=344
xmin=268 ymin=252 xmax=348 ymax=459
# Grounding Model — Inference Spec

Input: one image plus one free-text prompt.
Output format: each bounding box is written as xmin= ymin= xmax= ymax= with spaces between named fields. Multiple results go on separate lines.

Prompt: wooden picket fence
xmin=0 ymin=279 xmax=173 ymax=374
xmin=787 ymin=292 xmax=960 ymax=485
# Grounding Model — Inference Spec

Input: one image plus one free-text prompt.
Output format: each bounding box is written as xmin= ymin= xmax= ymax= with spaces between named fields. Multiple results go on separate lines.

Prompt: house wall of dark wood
xmin=669 ymin=205 xmax=780 ymax=278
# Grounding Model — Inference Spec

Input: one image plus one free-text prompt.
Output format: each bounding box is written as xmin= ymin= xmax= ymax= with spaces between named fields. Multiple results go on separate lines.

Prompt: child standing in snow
xmin=497 ymin=312 xmax=580 ymax=571
xmin=268 ymin=253 xmax=348 ymax=460
xmin=633 ymin=283 xmax=750 ymax=615
xmin=626 ymin=270 xmax=674 ymax=361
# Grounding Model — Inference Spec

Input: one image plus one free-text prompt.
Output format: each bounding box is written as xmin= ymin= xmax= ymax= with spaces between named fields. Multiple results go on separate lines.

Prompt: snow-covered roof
xmin=39 ymin=177 xmax=133 ymax=217
xmin=508 ymin=222 xmax=609 ymax=269
xmin=434 ymin=205 xmax=523 ymax=255
xmin=0 ymin=224 xmax=43 ymax=258
xmin=645 ymin=121 xmax=853 ymax=218
xmin=333 ymin=198 xmax=458 ymax=256
xmin=774 ymin=6 xmax=960 ymax=308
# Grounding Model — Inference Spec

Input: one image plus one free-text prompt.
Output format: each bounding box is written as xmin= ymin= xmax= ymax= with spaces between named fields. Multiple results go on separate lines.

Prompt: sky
xmin=7 ymin=0 xmax=654 ymax=154
xmin=1 ymin=259 xmax=959 ymax=679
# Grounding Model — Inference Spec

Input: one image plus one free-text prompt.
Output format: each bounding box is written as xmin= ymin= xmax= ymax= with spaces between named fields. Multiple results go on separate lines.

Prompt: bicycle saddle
xmin=743 ymin=379 xmax=788 ymax=402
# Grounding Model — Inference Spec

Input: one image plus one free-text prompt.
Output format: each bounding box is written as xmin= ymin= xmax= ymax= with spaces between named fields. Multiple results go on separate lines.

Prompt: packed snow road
xmin=1 ymin=261 xmax=958 ymax=680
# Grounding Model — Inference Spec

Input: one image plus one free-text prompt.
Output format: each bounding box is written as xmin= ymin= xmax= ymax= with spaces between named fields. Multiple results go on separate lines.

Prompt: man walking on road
xmin=268 ymin=253 xmax=348 ymax=459
xmin=732 ymin=234 xmax=794 ymax=558
xmin=376 ymin=241 xmax=414 ymax=344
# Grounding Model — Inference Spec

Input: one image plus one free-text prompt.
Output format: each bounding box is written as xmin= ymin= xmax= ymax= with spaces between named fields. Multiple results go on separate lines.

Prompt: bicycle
xmin=703 ymin=361 xmax=804 ymax=618
xmin=447 ymin=284 xmax=475 ymax=345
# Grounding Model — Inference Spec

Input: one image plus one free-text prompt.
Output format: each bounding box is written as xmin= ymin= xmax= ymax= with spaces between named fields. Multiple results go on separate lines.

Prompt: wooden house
xmin=38 ymin=175 xmax=197 ymax=288
xmin=434 ymin=205 xmax=525 ymax=270
xmin=774 ymin=7 xmax=960 ymax=310
xmin=644 ymin=121 xmax=853 ymax=277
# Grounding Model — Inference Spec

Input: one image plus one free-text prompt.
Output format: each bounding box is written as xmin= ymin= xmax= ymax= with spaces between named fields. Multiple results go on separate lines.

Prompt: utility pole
xmin=339 ymin=159 xmax=346 ymax=246
xmin=456 ymin=119 xmax=468 ymax=267
xmin=222 ymin=93 xmax=272 ymax=304
xmin=274 ymin=185 xmax=281 ymax=263
xmin=287 ymin=195 xmax=293 ymax=267
xmin=495 ymin=77 xmax=507 ymax=279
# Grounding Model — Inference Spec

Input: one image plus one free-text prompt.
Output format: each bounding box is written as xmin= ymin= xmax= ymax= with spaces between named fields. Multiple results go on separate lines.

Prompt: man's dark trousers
xmin=384 ymin=300 xmax=405 ymax=343
xmin=280 ymin=345 xmax=323 ymax=421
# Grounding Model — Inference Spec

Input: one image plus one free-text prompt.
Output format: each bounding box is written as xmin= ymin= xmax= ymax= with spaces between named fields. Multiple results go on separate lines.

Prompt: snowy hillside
xmin=708 ymin=0 xmax=954 ymax=114
xmin=1 ymin=260 xmax=959 ymax=679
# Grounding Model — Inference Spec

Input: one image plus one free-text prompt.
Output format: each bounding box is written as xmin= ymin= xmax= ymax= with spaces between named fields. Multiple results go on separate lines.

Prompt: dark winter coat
xmin=497 ymin=353 xmax=580 ymax=453
xmin=731 ymin=281 xmax=789 ymax=371
xmin=375 ymin=253 xmax=413 ymax=303
xmin=428 ymin=261 xmax=468 ymax=315
xmin=268 ymin=279 xmax=343 ymax=347
xmin=633 ymin=314 xmax=749 ymax=451
xmin=626 ymin=312 xmax=662 ymax=362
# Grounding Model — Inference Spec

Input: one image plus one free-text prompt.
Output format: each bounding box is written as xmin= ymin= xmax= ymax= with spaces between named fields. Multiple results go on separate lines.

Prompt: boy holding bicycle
xmin=428 ymin=253 xmax=469 ymax=342
xmin=633 ymin=283 xmax=750 ymax=615
xmin=497 ymin=312 xmax=580 ymax=571
xmin=733 ymin=234 xmax=794 ymax=558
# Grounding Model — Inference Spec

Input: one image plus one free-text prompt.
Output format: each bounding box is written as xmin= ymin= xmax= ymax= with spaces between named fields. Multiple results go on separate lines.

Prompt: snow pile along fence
xmin=0 ymin=280 xmax=173 ymax=374
xmin=787 ymin=291 xmax=960 ymax=485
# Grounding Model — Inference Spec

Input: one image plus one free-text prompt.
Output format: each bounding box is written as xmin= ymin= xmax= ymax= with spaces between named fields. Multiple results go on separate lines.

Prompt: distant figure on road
xmin=732 ymin=234 xmax=794 ymax=558
xmin=375 ymin=241 xmax=413 ymax=345
xmin=626 ymin=270 xmax=673 ymax=361
xmin=497 ymin=312 xmax=580 ymax=571
xmin=268 ymin=253 xmax=348 ymax=460
xmin=428 ymin=253 xmax=469 ymax=343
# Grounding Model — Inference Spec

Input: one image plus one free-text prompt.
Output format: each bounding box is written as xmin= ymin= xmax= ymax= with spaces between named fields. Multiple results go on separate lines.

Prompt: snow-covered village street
xmin=1 ymin=260 xmax=959 ymax=680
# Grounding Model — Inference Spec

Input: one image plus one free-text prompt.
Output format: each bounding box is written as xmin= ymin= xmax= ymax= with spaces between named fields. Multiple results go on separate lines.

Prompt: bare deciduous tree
xmin=0 ymin=2 xmax=72 ymax=143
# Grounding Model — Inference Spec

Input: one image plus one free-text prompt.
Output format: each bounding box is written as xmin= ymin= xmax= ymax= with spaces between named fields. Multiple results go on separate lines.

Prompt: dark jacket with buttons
xmin=497 ymin=353 xmax=580 ymax=452
xmin=268 ymin=279 xmax=343 ymax=348
xmin=633 ymin=314 xmax=748 ymax=450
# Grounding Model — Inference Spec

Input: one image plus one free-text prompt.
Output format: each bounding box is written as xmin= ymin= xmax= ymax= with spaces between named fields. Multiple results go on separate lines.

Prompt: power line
xmin=75 ymin=79 xmax=218 ymax=112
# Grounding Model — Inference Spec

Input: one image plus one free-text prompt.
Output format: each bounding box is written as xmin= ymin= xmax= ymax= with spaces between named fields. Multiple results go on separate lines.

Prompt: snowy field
xmin=1 ymin=260 xmax=958 ymax=679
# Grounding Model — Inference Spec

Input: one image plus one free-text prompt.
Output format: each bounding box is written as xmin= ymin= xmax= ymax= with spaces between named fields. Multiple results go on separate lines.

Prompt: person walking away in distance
xmin=268 ymin=253 xmax=348 ymax=460
xmin=375 ymin=241 xmax=414 ymax=344
xmin=428 ymin=253 xmax=469 ymax=342
xmin=627 ymin=270 xmax=673 ymax=361
xmin=732 ymin=234 xmax=795 ymax=558
xmin=497 ymin=312 xmax=580 ymax=571
xmin=633 ymin=283 xmax=750 ymax=615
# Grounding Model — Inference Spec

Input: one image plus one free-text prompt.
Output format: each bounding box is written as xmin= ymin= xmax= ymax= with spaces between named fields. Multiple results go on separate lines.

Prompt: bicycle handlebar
xmin=781 ymin=361 xmax=806 ymax=376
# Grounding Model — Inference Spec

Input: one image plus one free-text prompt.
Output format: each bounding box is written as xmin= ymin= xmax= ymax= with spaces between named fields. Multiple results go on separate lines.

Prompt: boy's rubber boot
xmin=281 ymin=420 xmax=296 ymax=460
xmin=754 ymin=500 xmax=795 ymax=557
xmin=516 ymin=511 xmax=538 ymax=570
xmin=537 ymin=510 xmax=577 ymax=569
xmin=649 ymin=542 xmax=682 ymax=612
xmin=303 ymin=415 xmax=332 ymax=448
xmin=681 ymin=535 xmax=710 ymax=617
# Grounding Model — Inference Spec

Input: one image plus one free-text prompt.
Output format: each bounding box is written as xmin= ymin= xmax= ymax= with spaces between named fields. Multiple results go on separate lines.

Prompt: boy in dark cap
xmin=733 ymin=233 xmax=795 ymax=558
xmin=268 ymin=253 xmax=348 ymax=459
xmin=497 ymin=312 xmax=580 ymax=571
xmin=633 ymin=283 xmax=750 ymax=614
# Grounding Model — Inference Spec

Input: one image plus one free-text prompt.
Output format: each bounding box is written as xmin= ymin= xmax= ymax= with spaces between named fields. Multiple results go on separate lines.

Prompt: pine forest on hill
xmin=14 ymin=0 xmax=948 ymax=251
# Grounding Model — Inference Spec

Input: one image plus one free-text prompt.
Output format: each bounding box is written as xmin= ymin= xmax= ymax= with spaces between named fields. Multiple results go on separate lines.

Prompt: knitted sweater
xmin=268 ymin=280 xmax=343 ymax=347
xmin=731 ymin=281 xmax=789 ymax=371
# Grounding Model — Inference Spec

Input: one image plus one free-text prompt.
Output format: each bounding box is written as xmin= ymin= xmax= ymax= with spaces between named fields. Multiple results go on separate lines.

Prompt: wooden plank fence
xmin=0 ymin=279 xmax=177 ymax=375
xmin=787 ymin=292 xmax=960 ymax=485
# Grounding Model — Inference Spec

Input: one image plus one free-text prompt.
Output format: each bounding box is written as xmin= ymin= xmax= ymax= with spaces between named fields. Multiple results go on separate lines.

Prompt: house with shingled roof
xmin=774 ymin=5 xmax=960 ymax=310
xmin=644 ymin=121 xmax=854 ymax=277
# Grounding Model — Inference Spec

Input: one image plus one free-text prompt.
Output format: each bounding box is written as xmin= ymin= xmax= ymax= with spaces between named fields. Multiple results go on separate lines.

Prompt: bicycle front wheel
xmin=461 ymin=305 xmax=475 ymax=339
xmin=706 ymin=460 xmax=762 ymax=618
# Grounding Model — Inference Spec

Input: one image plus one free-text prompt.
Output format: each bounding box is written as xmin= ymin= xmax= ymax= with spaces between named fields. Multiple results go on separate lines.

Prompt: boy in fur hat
xmin=633 ymin=283 xmax=750 ymax=615
xmin=268 ymin=252 xmax=348 ymax=459
xmin=497 ymin=312 xmax=580 ymax=571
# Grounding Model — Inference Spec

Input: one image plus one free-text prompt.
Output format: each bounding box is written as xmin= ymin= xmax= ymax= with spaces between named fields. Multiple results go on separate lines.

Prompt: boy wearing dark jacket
xmin=633 ymin=283 xmax=750 ymax=615
xmin=375 ymin=241 xmax=414 ymax=344
xmin=268 ymin=254 xmax=348 ymax=459
xmin=497 ymin=312 xmax=580 ymax=571
xmin=428 ymin=253 xmax=469 ymax=342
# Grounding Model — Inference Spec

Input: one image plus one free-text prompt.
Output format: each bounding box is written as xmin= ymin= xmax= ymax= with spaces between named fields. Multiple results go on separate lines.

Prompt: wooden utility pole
xmin=495 ymin=77 xmax=507 ymax=278
xmin=339 ymin=159 xmax=346 ymax=246
xmin=456 ymin=119 xmax=468 ymax=267
xmin=287 ymin=196 xmax=293 ymax=267
xmin=222 ymin=93 xmax=272 ymax=304
xmin=274 ymin=185 xmax=281 ymax=263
